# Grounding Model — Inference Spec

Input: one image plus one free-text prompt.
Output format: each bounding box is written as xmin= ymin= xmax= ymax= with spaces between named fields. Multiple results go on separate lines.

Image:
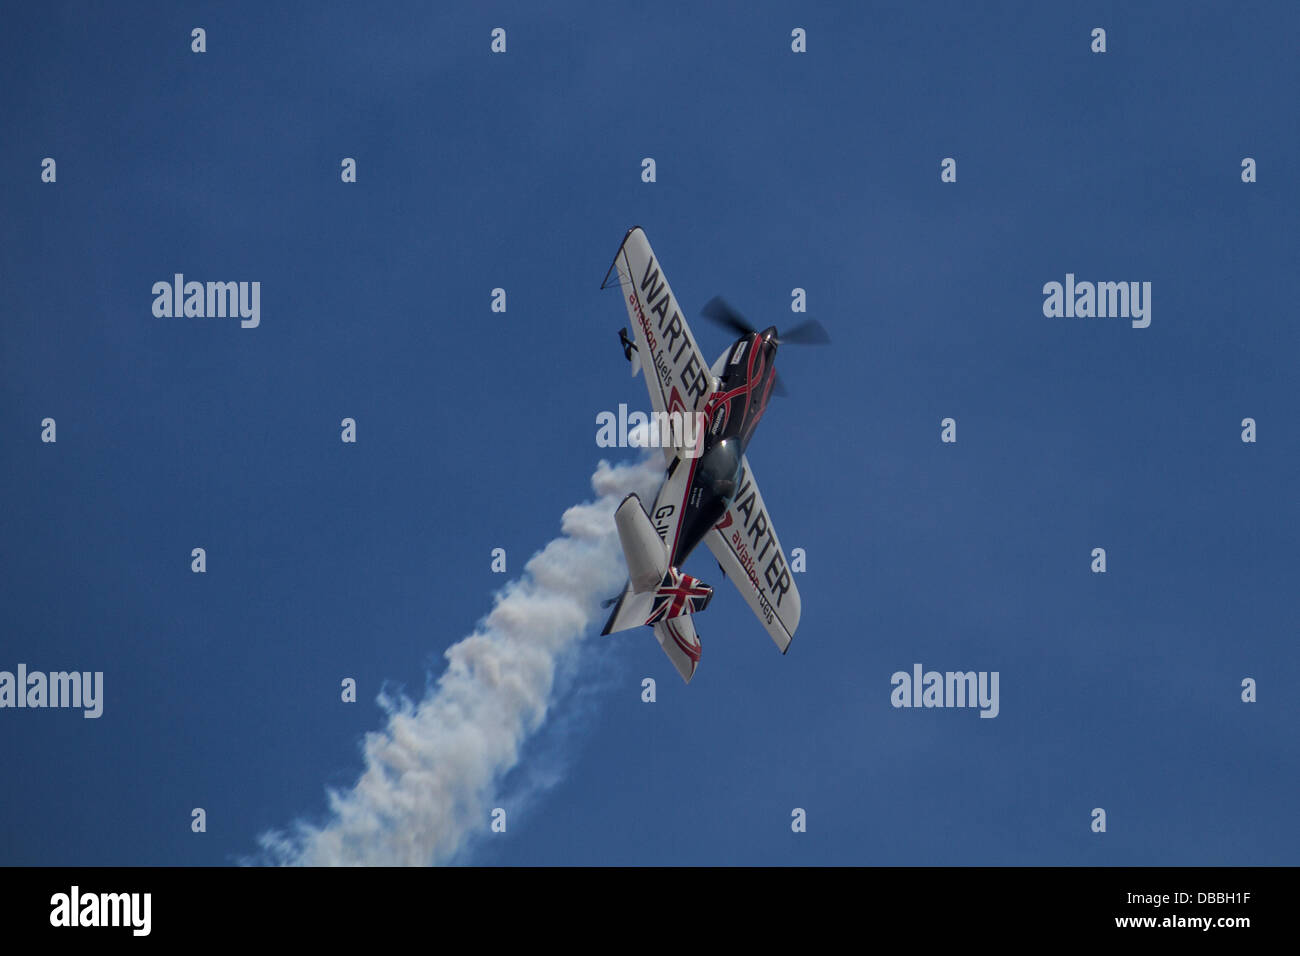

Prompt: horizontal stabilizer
xmin=600 ymin=583 xmax=653 ymax=635
xmin=614 ymin=494 xmax=667 ymax=593
xmin=655 ymin=616 xmax=701 ymax=683
xmin=601 ymin=494 xmax=666 ymax=636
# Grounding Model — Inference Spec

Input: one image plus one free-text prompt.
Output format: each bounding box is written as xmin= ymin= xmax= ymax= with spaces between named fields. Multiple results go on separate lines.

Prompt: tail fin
xmin=645 ymin=567 xmax=713 ymax=625
xmin=602 ymin=493 xmax=713 ymax=634
xmin=602 ymin=493 xmax=711 ymax=682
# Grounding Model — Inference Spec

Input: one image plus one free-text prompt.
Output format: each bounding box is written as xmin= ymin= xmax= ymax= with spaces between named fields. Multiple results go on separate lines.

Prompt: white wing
xmin=704 ymin=455 xmax=801 ymax=652
xmin=606 ymin=227 xmax=714 ymax=459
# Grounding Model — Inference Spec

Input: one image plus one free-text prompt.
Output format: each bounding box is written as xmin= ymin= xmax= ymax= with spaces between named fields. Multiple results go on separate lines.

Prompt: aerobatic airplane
xmin=599 ymin=226 xmax=828 ymax=682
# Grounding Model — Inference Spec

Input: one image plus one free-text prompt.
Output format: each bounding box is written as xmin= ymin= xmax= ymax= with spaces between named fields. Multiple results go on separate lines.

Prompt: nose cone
xmin=761 ymin=326 xmax=780 ymax=349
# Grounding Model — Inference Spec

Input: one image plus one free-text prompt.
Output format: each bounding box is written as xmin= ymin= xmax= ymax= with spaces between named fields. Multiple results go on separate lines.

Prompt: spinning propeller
xmin=700 ymin=296 xmax=830 ymax=346
xmin=700 ymin=296 xmax=829 ymax=397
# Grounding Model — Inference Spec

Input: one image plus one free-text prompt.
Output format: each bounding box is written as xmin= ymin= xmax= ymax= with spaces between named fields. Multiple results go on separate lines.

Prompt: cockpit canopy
xmin=698 ymin=437 xmax=742 ymax=503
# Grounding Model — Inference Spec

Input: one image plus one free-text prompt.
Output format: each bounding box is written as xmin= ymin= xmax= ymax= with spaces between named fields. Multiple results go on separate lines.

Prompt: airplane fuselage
xmin=662 ymin=327 xmax=780 ymax=570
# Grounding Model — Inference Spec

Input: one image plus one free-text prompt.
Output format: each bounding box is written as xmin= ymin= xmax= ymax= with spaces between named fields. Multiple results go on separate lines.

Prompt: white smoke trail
xmin=257 ymin=456 xmax=662 ymax=866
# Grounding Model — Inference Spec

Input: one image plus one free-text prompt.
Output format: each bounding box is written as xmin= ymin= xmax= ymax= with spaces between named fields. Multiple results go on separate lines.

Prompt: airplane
xmin=598 ymin=226 xmax=828 ymax=683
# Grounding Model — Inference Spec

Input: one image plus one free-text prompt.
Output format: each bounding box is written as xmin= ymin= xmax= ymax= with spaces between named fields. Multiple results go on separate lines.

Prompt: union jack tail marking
xmin=645 ymin=567 xmax=713 ymax=625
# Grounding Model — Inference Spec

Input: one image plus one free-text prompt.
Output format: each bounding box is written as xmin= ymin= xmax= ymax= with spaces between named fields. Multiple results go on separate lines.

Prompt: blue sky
xmin=2 ymin=1 xmax=1297 ymax=865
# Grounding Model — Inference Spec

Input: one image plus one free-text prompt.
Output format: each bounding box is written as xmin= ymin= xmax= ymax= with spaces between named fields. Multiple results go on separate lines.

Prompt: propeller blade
xmin=777 ymin=318 xmax=830 ymax=346
xmin=700 ymin=296 xmax=756 ymax=338
xmin=771 ymin=372 xmax=789 ymax=398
